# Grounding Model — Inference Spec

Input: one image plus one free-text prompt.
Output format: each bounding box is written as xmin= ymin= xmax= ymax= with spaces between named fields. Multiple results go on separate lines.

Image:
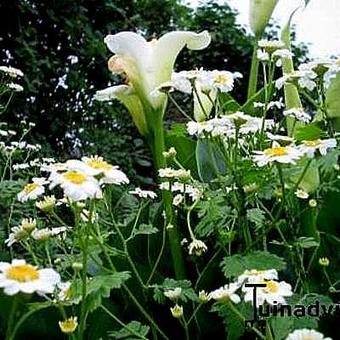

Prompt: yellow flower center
xmin=264 ymin=146 xmax=288 ymax=157
xmin=86 ymin=159 xmax=112 ymax=171
xmin=214 ymin=74 xmax=230 ymax=85
xmin=59 ymin=317 xmax=78 ymax=334
xmin=23 ymin=183 xmax=39 ymax=194
xmin=6 ymin=264 xmax=39 ymax=282
xmin=263 ymin=280 xmax=279 ymax=293
xmin=63 ymin=171 xmax=87 ymax=184
xmin=302 ymin=337 xmax=315 ymax=340
xmin=304 ymin=140 xmax=321 ymax=147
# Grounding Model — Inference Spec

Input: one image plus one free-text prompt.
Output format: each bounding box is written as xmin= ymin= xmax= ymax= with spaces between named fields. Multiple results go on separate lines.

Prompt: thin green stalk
xmin=6 ymin=295 xmax=19 ymax=339
xmin=247 ymin=39 xmax=260 ymax=99
xmin=148 ymin=111 xmax=185 ymax=280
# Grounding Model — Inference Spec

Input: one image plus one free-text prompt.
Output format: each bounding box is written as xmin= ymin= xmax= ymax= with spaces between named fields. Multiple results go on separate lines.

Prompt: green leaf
xmin=294 ymin=124 xmax=324 ymax=142
xmin=326 ymin=73 xmax=340 ymax=118
xmin=72 ymin=272 xmax=130 ymax=312
xmin=219 ymin=92 xmax=241 ymax=112
xmin=132 ymin=223 xmax=158 ymax=237
xmin=109 ymin=320 xmax=150 ymax=339
xmin=294 ymin=237 xmax=319 ymax=249
xmin=247 ymin=208 xmax=266 ymax=229
xmin=152 ymin=278 xmax=198 ymax=304
xmin=221 ymin=251 xmax=286 ymax=279
xmin=196 ymin=138 xmax=227 ymax=183
xmin=211 ymin=302 xmax=252 ymax=340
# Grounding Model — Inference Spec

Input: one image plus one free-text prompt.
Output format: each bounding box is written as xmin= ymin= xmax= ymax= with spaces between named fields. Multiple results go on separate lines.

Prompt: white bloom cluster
xmin=129 ymin=187 xmax=157 ymax=199
xmin=0 ymin=259 xmax=60 ymax=296
xmin=0 ymin=66 xmax=24 ymax=78
xmin=155 ymin=69 xmax=242 ymax=95
xmin=159 ymin=181 xmax=203 ymax=202
xmin=286 ymin=329 xmax=332 ymax=340
xmin=208 ymin=268 xmax=293 ymax=307
xmin=187 ymin=111 xmax=274 ymax=138
xmin=17 ymin=155 xmax=129 ymax=202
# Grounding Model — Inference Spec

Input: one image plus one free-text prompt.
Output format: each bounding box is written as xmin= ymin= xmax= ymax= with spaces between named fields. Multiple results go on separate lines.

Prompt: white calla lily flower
xmin=104 ymin=31 xmax=211 ymax=108
xmin=249 ymin=0 xmax=279 ymax=36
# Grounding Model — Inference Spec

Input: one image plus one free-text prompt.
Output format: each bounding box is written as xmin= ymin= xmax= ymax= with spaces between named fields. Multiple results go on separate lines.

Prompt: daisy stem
xmin=227 ymin=301 xmax=265 ymax=339
xmin=168 ymin=93 xmax=192 ymax=121
xmin=247 ymin=38 xmax=260 ymax=99
xmin=6 ymin=295 xmax=19 ymax=339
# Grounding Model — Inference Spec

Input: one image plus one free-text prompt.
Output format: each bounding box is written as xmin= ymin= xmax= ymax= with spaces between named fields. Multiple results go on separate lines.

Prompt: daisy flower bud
xmin=318 ymin=257 xmax=330 ymax=267
xmin=59 ymin=317 xmax=78 ymax=334
xmin=170 ymin=304 xmax=183 ymax=319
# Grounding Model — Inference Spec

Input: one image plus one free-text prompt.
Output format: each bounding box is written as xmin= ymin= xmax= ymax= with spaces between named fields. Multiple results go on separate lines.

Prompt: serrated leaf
xmin=211 ymin=302 xmax=252 ymax=340
xmin=247 ymin=208 xmax=266 ymax=229
xmin=132 ymin=223 xmax=158 ymax=237
xmin=109 ymin=320 xmax=149 ymax=339
xmin=75 ymin=272 xmax=130 ymax=312
xmin=221 ymin=251 xmax=286 ymax=278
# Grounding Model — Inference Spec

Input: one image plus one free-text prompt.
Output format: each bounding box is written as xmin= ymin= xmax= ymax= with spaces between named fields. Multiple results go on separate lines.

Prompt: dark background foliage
xmin=0 ymin=0 xmax=307 ymax=183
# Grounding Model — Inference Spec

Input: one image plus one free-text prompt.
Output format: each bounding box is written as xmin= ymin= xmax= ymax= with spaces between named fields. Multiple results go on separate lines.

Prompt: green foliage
xmin=109 ymin=321 xmax=150 ymax=339
xmin=221 ymin=251 xmax=286 ymax=279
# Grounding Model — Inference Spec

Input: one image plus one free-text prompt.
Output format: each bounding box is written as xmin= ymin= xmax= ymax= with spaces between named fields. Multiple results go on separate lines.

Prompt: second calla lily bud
xmin=249 ymin=0 xmax=279 ymax=36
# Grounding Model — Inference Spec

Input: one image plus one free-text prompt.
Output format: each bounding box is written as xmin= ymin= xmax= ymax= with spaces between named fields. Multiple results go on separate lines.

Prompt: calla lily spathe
xmin=249 ymin=0 xmax=279 ymax=36
xmin=95 ymin=31 xmax=211 ymax=135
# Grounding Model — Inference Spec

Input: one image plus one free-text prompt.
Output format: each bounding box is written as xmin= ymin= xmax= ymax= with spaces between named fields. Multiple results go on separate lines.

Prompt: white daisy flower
xmin=0 ymin=66 xmax=24 ymax=78
xmin=244 ymin=280 xmax=293 ymax=306
xmin=8 ymin=83 xmax=23 ymax=92
xmin=164 ymin=287 xmax=182 ymax=301
xmin=36 ymin=195 xmax=56 ymax=211
xmin=188 ymin=238 xmax=207 ymax=256
xmin=0 ymin=259 xmax=60 ymax=296
xmin=173 ymin=194 xmax=184 ymax=206
xmin=276 ymin=70 xmax=317 ymax=91
xmin=129 ymin=187 xmax=157 ymax=199
xmin=187 ymin=120 xmax=214 ymax=136
xmin=56 ymin=281 xmax=72 ymax=301
xmin=4 ymin=218 xmax=37 ymax=247
xmin=257 ymin=39 xmax=285 ymax=52
xmin=298 ymin=139 xmax=337 ymax=158
xmin=238 ymin=269 xmax=278 ymax=285
xmin=286 ymin=328 xmax=332 ymax=340
xmin=266 ymin=133 xmax=294 ymax=145
xmin=67 ymin=156 xmax=129 ymax=185
xmin=208 ymin=282 xmax=241 ymax=304
xmin=283 ymin=108 xmax=311 ymax=123
xmin=198 ymin=70 xmax=242 ymax=93
xmin=17 ymin=177 xmax=48 ymax=202
xmin=295 ymin=189 xmax=309 ymax=199
xmin=257 ymin=49 xmax=269 ymax=62
xmin=272 ymin=49 xmax=293 ymax=67
xmin=253 ymin=142 xmax=303 ymax=166
xmin=31 ymin=227 xmax=67 ymax=241
xmin=158 ymin=168 xmax=191 ymax=179
xmin=49 ymin=170 xmax=102 ymax=201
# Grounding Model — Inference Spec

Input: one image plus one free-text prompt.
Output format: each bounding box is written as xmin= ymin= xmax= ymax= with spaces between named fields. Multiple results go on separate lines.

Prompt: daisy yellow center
xmin=214 ymin=74 xmax=230 ymax=85
xmin=304 ymin=140 xmax=321 ymax=147
xmin=264 ymin=146 xmax=288 ymax=157
xmin=301 ymin=337 xmax=314 ymax=340
xmin=264 ymin=280 xmax=279 ymax=293
xmin=23 ymin=183 xmax=39 ymax=194
xmin=6 ymin=264 xmax=39 ymax=282
xmin=63 ymin=171 xmax=87 ymax=184
xmin=59 ymin=318 xmax=78 ymax=333
xmin=86 ymin=159 xmax=112 ymax=171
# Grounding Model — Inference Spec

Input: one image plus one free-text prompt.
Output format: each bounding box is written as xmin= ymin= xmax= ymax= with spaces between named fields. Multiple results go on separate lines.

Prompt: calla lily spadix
xmin=95 ymin=31 xmax=211 ymax=136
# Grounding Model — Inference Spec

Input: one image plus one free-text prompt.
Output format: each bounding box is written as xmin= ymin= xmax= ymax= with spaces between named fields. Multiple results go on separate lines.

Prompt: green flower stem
xmin=168 ymin=93 xmax=192 ymax=121
xmin=6 ymin=295 xmax=19 ymax=339
xmin=227 ymin=301 xmax=265 ymax=339
xmin=146 ymin=219 xmax=167 ymax=285
xmin=100 ymin=305 xmax=148 ymax=340
xmin=94 ymin=220 xmax=169 ymax=340
xmin=148 ymin=111 xmax=186 ymax=280
xmin=247 ymin=38 xmax=260 ymax=100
